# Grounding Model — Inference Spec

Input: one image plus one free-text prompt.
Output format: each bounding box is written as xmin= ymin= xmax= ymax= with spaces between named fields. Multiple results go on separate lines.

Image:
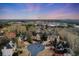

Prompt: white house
xmin=2 ymin=46 xmax=14 ymax=56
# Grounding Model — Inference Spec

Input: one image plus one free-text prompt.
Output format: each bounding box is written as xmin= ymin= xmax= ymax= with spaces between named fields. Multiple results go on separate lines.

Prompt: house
xmin=1 ymin=46 xmax=14 ymax=56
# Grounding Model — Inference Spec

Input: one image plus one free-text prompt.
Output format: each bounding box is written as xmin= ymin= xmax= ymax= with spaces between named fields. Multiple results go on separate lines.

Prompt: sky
xmin=0 ymin=3 xmax=79 ymax=19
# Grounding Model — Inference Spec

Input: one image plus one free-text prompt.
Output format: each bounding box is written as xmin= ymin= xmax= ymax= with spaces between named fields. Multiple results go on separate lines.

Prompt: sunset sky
xmin=0 ymin=3 xmax=79 ymax=19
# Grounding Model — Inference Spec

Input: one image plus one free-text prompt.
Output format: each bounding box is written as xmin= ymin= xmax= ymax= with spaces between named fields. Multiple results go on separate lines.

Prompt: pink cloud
xmin=24 ymin=4 xmax=40 ymax=12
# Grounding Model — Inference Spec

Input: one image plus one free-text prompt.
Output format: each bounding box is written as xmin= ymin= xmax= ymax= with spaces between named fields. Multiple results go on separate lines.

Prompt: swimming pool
xmin=27 ymin=43 xmax=45 ymax=56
